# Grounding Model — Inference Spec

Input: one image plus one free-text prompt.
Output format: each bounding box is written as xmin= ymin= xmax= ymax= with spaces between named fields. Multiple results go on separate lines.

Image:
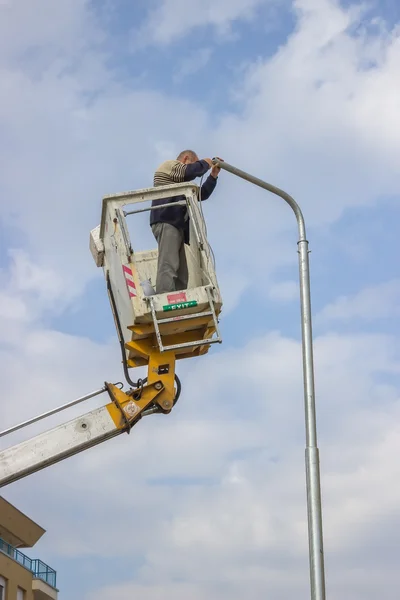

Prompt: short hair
xmin=177 ymin=149 xmax=198 ymax=161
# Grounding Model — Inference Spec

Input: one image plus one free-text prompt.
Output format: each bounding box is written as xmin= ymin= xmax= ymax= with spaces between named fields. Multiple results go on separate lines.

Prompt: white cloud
xmin=0 ymin=249 xmax=83 ymax=330
xmin=134 ymin=0 xmax=269 ymax=47
xmin=0 ymin=292 xmax=29 ymax=322
xmin=0 ymin=0 xmax=101 ymax=62
xmin=268 ymin=279 xmax=298 ymax=301
xmin=89 ymin=582 xmax=233 ymax=600
xmin=173 ymin=48 xmax=213 ymax=82
xmin=213 ymin=0 xmax=400 ymax=203
xmin=317 ymin=279 xmax=400 ymax=323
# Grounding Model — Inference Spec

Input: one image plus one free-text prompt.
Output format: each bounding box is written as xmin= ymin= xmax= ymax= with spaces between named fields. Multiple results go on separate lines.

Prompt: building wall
xmin=0 ymin=553 xmax=33 ymax=600
xmin=0 ymin=574 xmax=5 ymax=600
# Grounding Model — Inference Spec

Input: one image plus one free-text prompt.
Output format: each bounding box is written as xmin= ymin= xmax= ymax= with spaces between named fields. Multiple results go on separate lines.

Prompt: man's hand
xmin=203 ymin=158 xmax=214 ymax=168
xmin=211 ymin=156 xmax=224 ymax=178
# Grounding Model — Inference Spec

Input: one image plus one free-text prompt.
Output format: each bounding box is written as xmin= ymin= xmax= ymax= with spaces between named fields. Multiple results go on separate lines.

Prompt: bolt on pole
xmin=212 ymin=159 xmax=326 ymax=600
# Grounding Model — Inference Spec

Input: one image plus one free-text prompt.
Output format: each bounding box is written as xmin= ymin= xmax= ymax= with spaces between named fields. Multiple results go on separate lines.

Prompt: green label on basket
xmin=163 ymin=300 xmax=198 ymax=312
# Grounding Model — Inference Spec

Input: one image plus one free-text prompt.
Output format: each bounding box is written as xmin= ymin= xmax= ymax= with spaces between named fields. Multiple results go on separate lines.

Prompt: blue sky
xmin=0 ymin=1 xmax=400 ymax=599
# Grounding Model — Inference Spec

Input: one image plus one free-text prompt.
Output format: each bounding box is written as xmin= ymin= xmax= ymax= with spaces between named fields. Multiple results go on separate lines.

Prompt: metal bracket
xmin=105 ymin=382 xmax=133 ymax=433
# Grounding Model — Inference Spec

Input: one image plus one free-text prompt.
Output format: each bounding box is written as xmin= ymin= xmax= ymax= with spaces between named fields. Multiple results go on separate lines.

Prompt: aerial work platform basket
xmin=90 ymin=182 xmax=222 ymax=369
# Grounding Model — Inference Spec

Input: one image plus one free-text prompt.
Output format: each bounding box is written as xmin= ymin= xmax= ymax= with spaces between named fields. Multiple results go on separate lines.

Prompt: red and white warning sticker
xmin=167 ymin=292 xmax=187 ymax=304
xmin=123 ymin=264 xmax=137 ymax=298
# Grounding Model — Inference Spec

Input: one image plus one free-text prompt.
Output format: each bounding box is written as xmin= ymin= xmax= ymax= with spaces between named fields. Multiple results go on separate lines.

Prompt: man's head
xmin=177 ymin=150 xmax=198 ymax=164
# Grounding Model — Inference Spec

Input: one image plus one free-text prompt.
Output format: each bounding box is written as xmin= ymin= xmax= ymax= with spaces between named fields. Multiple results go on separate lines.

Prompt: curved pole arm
xmin=212 ymin=159 xmax=307 ymax=241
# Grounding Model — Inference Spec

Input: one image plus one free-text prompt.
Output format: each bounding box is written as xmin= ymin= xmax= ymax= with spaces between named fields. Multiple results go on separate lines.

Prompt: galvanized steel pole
xmin=212 ymin=159 xmax=326 ymax=600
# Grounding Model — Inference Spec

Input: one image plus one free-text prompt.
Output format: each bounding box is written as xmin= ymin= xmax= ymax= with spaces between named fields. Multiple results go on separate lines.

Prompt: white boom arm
xmin=0 ymin=404 xmax=120 ymax=487
xmin=0 ymin=380 xmax=170 ymax=489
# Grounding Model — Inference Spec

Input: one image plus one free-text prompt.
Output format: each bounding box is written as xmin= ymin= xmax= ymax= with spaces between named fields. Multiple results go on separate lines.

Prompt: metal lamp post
xmin=212 ymin=159 xmax=326 ymax=600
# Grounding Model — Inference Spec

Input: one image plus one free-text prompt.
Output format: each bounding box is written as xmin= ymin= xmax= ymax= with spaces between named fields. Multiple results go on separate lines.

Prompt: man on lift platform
xmin=150 ymin=150 xmax=222 ymax=294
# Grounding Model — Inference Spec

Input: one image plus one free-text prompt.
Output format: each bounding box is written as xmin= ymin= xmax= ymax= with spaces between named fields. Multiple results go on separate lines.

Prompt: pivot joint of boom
xmin=105 ymin=368 xmax=178 ymax=433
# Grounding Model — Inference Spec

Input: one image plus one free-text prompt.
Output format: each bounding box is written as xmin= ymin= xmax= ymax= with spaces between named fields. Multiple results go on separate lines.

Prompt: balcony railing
xmin=0 ymin=537 xmax=57 ymax=588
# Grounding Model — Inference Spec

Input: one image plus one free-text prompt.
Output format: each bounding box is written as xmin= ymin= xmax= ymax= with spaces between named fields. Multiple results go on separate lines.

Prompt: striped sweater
xmin=150 ymin=159 xmax=217 ymax=244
